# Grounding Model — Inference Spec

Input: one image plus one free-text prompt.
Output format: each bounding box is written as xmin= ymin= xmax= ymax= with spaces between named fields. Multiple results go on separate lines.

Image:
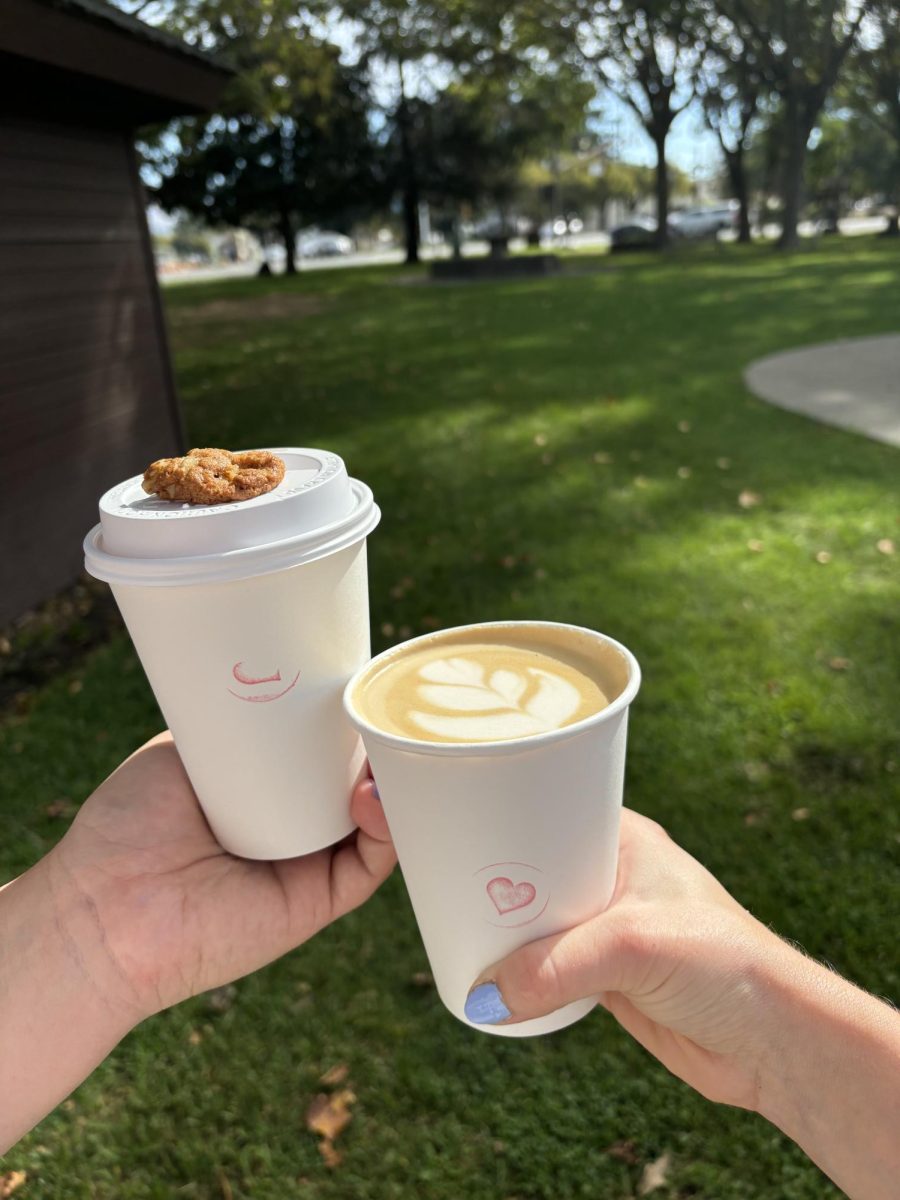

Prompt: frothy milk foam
xmin=356 ymin=628 xmax=617 ymax=744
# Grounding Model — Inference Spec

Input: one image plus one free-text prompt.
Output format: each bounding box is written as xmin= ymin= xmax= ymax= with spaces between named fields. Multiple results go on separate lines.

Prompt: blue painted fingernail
xmin=371 ymin=779 xmax=380 ymax=801
xmin=465 ymin=982 xmax=510 ymax=1025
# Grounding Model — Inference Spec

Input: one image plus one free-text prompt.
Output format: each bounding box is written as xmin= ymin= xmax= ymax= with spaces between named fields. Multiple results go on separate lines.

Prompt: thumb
xmin=464 ymin=913 xmax=639 ymax=1027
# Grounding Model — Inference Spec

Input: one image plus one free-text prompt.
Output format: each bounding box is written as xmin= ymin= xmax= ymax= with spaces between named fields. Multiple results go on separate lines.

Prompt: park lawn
xmin=2 ymin=238 xmax=899 ymax=1199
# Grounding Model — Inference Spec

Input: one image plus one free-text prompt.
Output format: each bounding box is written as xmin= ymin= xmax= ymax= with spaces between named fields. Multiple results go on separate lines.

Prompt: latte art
xmin=357 ymin=635 xmax=612 ymax=744
xmin=412 ymin=655 xmax=582 ymax=740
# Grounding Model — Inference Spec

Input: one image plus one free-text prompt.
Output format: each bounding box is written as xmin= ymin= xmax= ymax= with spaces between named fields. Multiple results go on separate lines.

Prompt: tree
xmin=143 ymin=0 xmax=377 ymax=273
xmin=696 ymin=26 xmax=767 ymax=242
xmin=573 ymin=0 xmax=707 ymax=250
xmin=806 ymin=110 xmax=894 ymax=232
xmin=335 ymin=0 xmax=465 ymax=264
xmin=335 ymin=0 xmax=578 ymax=262
xmin=844 ymin=1 xmax=900 ymax=235
xmin=715 ymin=0 xmax=874 ymax=249
xmin=401 ymin=62 xmax=593 ymax=243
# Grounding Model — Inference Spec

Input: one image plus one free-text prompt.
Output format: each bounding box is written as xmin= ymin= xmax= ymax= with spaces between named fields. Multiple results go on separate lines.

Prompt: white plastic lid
xmin=84 ymin=447 xmax=380 ymax=586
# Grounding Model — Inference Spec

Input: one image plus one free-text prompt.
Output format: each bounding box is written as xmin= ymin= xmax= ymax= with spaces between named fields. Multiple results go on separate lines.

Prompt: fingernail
xmin=464 ymin=981 xmax=510 ymax=1025
xmin=371 ymin=779 xmax=380 ymax=801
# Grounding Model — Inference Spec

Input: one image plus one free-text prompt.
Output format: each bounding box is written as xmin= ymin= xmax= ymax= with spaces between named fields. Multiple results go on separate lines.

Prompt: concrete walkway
xmin=744 ymin=334 xmax=900 ymax=448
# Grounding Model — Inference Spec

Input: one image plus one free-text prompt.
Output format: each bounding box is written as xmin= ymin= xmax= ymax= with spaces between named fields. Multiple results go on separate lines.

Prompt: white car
xmin=669 ymin=205 xmax=738 ymax=239
xmin=298 ymin=231 xmax=354 ymax=258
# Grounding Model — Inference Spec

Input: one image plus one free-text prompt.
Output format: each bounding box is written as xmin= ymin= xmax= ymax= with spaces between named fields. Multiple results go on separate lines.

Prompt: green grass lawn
xmin=3 ymin=239 xmax=899 ymax=1198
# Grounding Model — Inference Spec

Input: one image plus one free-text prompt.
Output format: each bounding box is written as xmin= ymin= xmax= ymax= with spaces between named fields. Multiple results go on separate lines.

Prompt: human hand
xmin=45 ymin=732 xmax=396 ymax=1024
xmin=465 ymin=807 xmax=789 ymax=1111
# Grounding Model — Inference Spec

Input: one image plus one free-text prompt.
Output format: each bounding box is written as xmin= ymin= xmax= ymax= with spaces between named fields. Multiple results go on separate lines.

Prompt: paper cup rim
xmin=84 ymin=479 xmax=379 ymax=586
xmin=343 ymin=620 xmax=641 ymax=757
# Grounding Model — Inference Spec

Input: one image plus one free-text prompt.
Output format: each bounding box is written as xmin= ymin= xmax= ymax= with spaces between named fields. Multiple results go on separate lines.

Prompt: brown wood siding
xmin=0 ymin=120 xmax=183 ymax=623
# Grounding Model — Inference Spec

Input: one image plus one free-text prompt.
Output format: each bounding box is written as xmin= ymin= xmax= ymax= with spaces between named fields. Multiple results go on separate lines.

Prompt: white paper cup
xmin=84 ymin=448 xmax=380 ymax=859
xmin=343 ymin=621 xmax=641 ymax=1037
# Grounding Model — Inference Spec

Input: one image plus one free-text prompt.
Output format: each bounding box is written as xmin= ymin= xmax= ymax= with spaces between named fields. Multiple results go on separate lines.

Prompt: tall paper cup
xmin=344 ymin=621 xmax=641 ymax=1037
xmin=84 ymin=448 xmax=379 ymax=860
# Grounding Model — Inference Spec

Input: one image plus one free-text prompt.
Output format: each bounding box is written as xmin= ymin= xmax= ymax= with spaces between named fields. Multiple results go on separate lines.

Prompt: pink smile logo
xmin=227 ymin=661 xmax=300 ymax=703
xmin=473 ymin=862 xmax=550 ymax=928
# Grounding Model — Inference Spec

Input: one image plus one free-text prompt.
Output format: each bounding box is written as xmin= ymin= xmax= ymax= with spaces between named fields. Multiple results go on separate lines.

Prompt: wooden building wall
xmin=0 ymin=118 xmax=183 ymax=624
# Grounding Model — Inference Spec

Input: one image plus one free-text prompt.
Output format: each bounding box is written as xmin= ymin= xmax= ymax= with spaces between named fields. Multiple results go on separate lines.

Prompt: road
xmin=160 ymin=217 xmax=890 ymax=286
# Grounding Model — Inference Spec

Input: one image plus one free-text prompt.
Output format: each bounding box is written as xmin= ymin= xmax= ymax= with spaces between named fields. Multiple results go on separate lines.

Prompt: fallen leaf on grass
xmin=717 ymin=457 xmax=732 ymax=470
xmin=187 ymin=1028 xmax=203 ymax=1046
xmin=677 ymin=466 xmax=691 ymax=479
xmin=815 ymin=550 xmax=832 ymax=564
xmin=593 ymin=451 xmax=612 ymax=464
xmin=67 ymin=679 xmax=83 ymax=696
xmin=828 ymin=657 xmax=851 ymax=671
xmin=605 ymin=1139 xmax=640 ymax=1164
xmin=533 ymin=433 xmax=548 ymax=446
xmin=205 ymin=985 xmax=237 ymax=1014
xmin=306 ymin=1087 xmax=356 ymax=1169
xmin=319 ymin=1141 xmax=342 ymax=1169
xmin=0 ymin=1172 xmax=27 ymax=1198
xmin=637 ymin=1151 xmax=672 ymax=1194
xmin=792 ymin=808 xmax=811 ymax=821
xmin=677 ymin=420 xmax=691 ymax=433
xmin=738 ymin=490 xmax=762 ymax=509
xmin=744 ymin=811 xmax=764 ymax=827
xmin=876 ymin=538 xmax=895 ymax=555
xmin=411 ymin=971 xmax=434 ymax=987
xmin=747 ymin=539 xmax=764 ymax=552
xmin=319 ymin=1064 xmax=349 ymax=1087
xmin=44 ymin=799 xmax=76 ymax=819
xmin=216 ymin=1168 xmax=233 ymax=1200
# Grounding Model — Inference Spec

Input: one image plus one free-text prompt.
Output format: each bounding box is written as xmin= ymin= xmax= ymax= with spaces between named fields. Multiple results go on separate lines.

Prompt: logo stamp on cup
xmin=227 ymin=661 xmax=301 ymax=703
xmin=473 ymin=862 xmax=550 ymax=929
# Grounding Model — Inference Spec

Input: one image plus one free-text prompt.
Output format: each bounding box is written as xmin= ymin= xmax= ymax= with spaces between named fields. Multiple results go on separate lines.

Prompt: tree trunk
xmin=278 ymin=204 xmax=297 ymax=275
xmin=396 ymin=62 xmax=420 ymax=266
xmin=726 ymin=148 xmax=752 ymax=244
xmin=653 ymin=132 xmax=669 ymax=250
xmin=778 ymin=94 xmax=810 ymax=251
xmin=886 ymin=153 xmax=900 ymax=236
xmin=401 ymin=172 xmax=420 ymax=265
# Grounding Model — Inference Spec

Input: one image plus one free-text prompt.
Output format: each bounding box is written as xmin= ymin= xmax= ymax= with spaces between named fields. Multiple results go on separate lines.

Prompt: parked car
xmin=668 ymin=205 xmax=738 ymax=239
xmin=609 ymin=217 xmax=679 ymax=251
xmin=298 ymin=231 xmax=354 ymax=257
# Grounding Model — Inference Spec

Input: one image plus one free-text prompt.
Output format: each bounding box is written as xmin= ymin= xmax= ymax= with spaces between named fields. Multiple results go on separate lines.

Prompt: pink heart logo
xmin=487 ymin=877 xmax=537 ymax=916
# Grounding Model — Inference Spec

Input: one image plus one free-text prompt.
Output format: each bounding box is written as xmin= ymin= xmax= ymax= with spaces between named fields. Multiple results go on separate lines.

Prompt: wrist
xmin=749 ymin=940 xmax=900 ymax=1200
xmin=43 ymin=846 xmax=154 ymax=1026
xmin=0 ymin=856 xmax=139 ymax=1151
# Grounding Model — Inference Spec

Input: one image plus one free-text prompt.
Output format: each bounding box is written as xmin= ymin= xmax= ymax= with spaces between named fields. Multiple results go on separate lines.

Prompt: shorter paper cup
xmin=344 ymin=621 xmax=641 ymax=1037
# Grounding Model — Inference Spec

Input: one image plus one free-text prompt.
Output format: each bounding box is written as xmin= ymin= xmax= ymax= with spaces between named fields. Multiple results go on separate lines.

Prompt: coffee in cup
xmin=355 ymin=627 xmax=614 ymax=743
xmin=344 ymin=621 xmax=640 ymax=1037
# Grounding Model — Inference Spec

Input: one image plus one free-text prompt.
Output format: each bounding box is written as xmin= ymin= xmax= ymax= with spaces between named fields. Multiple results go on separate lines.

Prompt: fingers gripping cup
xmin=84 ymin=448 xmax=379 ymax=860
xmin=344 ymin=621 xmax=641 ymax=1037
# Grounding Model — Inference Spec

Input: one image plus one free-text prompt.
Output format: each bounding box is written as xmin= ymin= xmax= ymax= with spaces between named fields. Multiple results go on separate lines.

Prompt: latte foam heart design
xmin=487 ymin=876 xmax=537 ymax=915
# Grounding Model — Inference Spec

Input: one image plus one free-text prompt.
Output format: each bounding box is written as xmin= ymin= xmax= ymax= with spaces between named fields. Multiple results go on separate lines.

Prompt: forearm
xmin=0 ymin=857 xmax=138 ymax=1152
xmin=754 ymin=944 xmax=900 ymax=1200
